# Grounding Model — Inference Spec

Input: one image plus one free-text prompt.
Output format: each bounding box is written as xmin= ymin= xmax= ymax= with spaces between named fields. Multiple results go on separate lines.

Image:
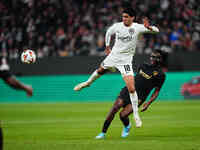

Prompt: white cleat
xmin=135 ymin=116 xmax=142 ymax=128
xmin=74 ymin=82 xmax=89 ymax=91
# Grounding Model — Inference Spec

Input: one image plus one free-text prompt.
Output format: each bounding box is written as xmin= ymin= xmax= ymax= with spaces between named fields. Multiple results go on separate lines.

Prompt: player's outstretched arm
xmin=141 ymin=87 xmax=160 ymax=112
xmin=142 ymin=17 xmax=159 ymax=33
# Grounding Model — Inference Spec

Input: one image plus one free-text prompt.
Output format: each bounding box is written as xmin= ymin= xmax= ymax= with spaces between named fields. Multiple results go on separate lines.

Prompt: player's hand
xmin=143 ymin=17 xmax=150 ymax=29
xmin=105 ymin=46 xmax=111 ymax=55
xmin=141 ymin=102 xmax=149 ymax=112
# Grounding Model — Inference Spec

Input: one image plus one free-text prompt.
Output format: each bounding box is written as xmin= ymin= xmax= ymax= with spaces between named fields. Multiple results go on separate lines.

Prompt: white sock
xmin=129 ymin=92 xmax=139 ymax=118
xmin=86 ymin=70 xmax=101 ymax=85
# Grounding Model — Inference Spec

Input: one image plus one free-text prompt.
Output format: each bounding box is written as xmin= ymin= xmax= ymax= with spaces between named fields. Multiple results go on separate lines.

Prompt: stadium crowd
xmin=0 ymin=0 xmax=200 ymax=59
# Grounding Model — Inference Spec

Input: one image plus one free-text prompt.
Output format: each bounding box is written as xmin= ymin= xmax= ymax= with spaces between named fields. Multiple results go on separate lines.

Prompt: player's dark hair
xmin=123 ymin=7 xmax=136 ymax=18
xmin=153 ymin=49 xmax=163 ymax=57
xmin=153 ymin=49 xmax=168 ymax=59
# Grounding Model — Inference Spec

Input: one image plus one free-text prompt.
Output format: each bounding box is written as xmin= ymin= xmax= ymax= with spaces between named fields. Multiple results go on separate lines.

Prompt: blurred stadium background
xmin=0 ymin=0 xmax=200 ymax=102
xmin=0 ymin=0 xmax=200 ymax=150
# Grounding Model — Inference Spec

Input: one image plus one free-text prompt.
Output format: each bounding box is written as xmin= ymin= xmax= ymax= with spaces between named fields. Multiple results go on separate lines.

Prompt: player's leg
xmin=123 ymin=75 xmax=142 ymax=127
xmin=3 ymin=76 xmax=33 ymax=96
xmin=74 ymin=66 xmax=108 ymax=91
xmin=119 ymin=104 xmax=132 ymax=138
xmin=74 ymin=55 xmax=116 ymax=91
xmin=87 ymin=67 xmax=109 ymax=85
xmin=119 ymin=99 xmax=144 ymax=138
xmin=96 ymin=98 xmax=124 ymax=139
xmin=117 ymin=64 xmax=142 ymax=127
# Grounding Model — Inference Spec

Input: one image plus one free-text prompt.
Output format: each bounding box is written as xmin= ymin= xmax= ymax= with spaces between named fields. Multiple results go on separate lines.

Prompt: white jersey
xmin=105 ymin=22 xmax=159 ymax=64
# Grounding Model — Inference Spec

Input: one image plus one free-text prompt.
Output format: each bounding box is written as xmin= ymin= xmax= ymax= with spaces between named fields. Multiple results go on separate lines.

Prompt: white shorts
xmin=101 ymin=55 xmax=134 ymax=77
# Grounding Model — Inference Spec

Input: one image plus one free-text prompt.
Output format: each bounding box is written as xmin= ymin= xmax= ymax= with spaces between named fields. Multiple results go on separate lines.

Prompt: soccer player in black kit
xmin=0 ymin=56 xmax=33 ymax=96
xmin=96 ymin=49 xmax=166 ymax=139
xmin=0 ymin=57 xmax=33 ymax=150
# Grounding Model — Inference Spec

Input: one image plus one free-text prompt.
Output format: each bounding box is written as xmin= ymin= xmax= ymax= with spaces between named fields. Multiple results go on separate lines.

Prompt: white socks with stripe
xmin=129 ymin=92 xmax=139 ymax=118
xmin=86 ymin=70 xmax=101 ymax=85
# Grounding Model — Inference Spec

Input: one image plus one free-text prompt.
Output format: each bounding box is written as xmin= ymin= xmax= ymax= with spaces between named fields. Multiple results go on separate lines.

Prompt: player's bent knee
xmin=127 ymin=86 xmax=135 ymax=93
xmin=97 ymin=67 xmax=107 ymax=75
xmin=112 ymin=105 xmax=120 ymax=113
xmin=119 ymin=111 xmax=128 ymax=119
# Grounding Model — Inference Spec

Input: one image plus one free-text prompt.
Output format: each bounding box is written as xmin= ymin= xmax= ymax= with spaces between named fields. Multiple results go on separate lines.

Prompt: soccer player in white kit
xmin=74 ymin=7 xmax=159 ymax=129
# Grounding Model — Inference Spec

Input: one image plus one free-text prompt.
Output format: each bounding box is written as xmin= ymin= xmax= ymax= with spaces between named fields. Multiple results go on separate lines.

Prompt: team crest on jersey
xmin=153 ymin=71 xmax=158 ymax=76
xmin=128 ymin=28 xmax=135 ymax=35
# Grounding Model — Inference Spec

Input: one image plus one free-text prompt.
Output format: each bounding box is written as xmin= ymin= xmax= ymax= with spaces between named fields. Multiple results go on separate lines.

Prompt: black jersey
xmin=119 ymin=63 xmax=166 ymax=106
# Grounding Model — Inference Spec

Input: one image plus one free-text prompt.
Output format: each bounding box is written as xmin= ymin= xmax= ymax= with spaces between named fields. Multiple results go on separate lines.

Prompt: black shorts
xmin=0 ymin=70 xmax=12 ymax=80
xmin=118 ymin=87 xmax=147 ymax=107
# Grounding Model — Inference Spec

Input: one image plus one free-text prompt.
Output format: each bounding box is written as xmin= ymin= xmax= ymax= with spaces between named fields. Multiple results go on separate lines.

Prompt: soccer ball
xmin=21 ymin=49 xmax=36 ymax=64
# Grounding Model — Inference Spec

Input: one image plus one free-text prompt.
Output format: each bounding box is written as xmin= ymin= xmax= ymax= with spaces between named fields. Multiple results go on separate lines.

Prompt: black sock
xmin=102 ymin=120 xmax=112 ymax=133
xmin=120 ymin=117 xmax=129 ymax=127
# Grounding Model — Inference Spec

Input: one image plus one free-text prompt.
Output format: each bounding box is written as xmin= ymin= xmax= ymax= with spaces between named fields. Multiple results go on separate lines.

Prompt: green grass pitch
xmin=0 ymin=101 xmax=200 ymax=150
